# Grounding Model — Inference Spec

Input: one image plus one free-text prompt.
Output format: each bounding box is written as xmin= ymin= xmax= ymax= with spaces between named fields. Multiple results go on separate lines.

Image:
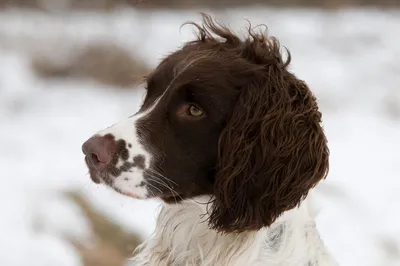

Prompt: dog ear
xmin=209 ymin=67 xmax=329 ymax=233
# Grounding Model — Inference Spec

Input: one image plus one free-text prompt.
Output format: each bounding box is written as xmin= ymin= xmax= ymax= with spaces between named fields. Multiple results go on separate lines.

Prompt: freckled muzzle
xmin=82 ymin=118 xmax=151 ymax=199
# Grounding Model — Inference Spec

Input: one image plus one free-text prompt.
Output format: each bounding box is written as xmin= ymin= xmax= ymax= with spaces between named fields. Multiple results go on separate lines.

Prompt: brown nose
xmin=82 ymin=135 xmax=116 ymax=170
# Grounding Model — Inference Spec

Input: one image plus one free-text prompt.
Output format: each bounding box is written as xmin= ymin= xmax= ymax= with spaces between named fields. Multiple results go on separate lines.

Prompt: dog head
xmin=82 ymin=14 xmax=329 ymax=233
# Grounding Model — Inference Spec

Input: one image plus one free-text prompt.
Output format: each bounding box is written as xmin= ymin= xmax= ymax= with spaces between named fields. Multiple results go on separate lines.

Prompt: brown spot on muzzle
xmin=133 ymin=155 xmax=145 ymax=170
xmin=116 ymin=139 xmax=130 ymax=161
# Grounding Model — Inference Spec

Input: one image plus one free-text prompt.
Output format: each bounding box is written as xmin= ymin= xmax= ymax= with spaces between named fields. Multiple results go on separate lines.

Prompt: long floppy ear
xmin=209 ymin=45 xmax=329 ymax=233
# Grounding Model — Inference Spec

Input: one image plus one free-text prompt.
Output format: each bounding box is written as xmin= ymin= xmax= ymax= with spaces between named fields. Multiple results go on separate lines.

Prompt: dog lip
xmin=88 ymin=170 xmax=102 ymax=184
xmin=84 ymin=156 xmax=102 ymax=184
xmin=84 ymin=155 xmax=94 ymax=168
xmin=83 ymin=162 xmax=141 ymax=198
xmin=112 ymin=187 xmax=141 ymax=199
xmin=122 ymin=191 xmax=140 ymax=199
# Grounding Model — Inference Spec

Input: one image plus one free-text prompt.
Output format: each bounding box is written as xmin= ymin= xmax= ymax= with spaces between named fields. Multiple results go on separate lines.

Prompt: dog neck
xmin=130 ymin=195 xmax=337 ymax=266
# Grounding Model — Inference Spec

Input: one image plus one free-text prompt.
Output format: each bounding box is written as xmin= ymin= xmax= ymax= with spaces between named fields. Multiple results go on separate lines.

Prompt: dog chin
xmin=110 ymin=186 xmax=142 ymax=199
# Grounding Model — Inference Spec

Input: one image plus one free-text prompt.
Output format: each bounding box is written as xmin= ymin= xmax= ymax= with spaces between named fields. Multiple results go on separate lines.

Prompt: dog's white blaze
xmin=94 ymin=67 xmax=183 ymax=198
xmin=95 ymin=96 xmax=163 ymax=198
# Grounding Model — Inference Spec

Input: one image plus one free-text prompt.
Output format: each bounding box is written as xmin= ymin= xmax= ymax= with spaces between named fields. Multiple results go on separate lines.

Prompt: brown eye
xmin=188 ymin=105 xmax=204 ymax=117
xmin=177 ymin=104 xmax=205 ymax=119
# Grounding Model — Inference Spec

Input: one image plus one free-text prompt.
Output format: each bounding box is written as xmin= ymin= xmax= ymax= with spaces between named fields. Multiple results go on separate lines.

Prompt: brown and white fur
xmin=82 ymin=14 xmax=338 ymax=266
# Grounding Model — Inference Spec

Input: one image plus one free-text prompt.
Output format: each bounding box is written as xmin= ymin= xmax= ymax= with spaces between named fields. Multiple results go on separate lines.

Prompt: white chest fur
xmin=129 ymin=196 xmax=337 ymax=266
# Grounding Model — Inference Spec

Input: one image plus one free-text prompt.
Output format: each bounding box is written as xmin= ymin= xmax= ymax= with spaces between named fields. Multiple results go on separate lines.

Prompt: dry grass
xmin=64 ymin=190 xmax=142 ymax=266
xmin=32 ymin=42 xmax=150 ymax=88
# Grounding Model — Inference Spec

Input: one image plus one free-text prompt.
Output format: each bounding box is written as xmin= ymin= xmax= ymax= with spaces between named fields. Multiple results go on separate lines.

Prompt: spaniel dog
xmin=82 ymin=14 xmax=338 ymax=266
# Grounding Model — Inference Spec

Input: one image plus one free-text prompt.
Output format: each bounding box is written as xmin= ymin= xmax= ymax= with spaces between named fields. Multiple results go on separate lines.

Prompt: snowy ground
xmin=1 ymin=7 xmax=400 ymax=266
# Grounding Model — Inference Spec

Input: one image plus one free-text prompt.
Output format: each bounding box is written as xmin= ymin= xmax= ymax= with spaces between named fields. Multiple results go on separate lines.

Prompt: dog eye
xmin=188 ymin=105 xmax=204 ymax=117
xmin=177 ymin=104 xmax=205 ymax=119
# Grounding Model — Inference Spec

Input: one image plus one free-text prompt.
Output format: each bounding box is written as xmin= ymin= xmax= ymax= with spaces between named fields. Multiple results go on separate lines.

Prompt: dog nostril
xmin=82 ymin=135 xmax=117 ymax=169
xmin=90 ymin=153 xmax=101 ymax=164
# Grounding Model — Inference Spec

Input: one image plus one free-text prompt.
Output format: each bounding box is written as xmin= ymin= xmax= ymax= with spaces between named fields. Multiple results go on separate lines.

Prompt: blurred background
xmin=0 ymin=1 xmax=399 ymax=266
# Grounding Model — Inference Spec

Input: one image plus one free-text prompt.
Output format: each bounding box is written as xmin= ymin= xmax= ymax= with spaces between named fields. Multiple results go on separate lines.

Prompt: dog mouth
xmin=85 ymin=163 xmax=140 ymax=198
xmin=84 ymin=155 xmax=116 ymax=186
xmin=84 ymin=156 xmax=184 ymax=202
xmin=84 ymin=156 xmax=102 ymax=184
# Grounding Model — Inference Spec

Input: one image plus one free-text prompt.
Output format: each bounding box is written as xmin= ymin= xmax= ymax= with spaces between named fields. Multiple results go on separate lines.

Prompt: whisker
xmin=146 ymin=175 xmax=175 ymax=203
xmin=146 ymin=175 xmax=176 ymax=195
xmin=145 ymin=180 xmax=163 ymax=194
xmin=147 ymin=168 xmax=178 ymax=186
xmin=146 ymin=174 xmax=183 ymax=203
xmin=149 ymin=175 xmax=178 ymax=195
xmin=146 ymin=185 xmax=157 ymax=199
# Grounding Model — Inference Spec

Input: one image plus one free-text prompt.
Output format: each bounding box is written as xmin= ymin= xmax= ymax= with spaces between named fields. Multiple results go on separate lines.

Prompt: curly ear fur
xmin=190 ymin=15 xmax=330 ymax=233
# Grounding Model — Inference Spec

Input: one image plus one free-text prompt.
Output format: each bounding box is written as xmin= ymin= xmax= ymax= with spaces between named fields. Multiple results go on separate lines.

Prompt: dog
xmin=82 ymin=14 xmax=338 ymax=266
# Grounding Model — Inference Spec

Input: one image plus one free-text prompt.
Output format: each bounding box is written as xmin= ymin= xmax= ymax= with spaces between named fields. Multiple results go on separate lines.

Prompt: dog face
xmin=82 ymin=15 xmax=329 ymax=232
xmin=82 ymin=46 xmax=242 ymax=202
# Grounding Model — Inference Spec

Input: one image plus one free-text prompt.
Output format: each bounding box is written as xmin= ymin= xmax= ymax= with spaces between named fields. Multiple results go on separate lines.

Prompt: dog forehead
xmin=154 ymin=45 xmax=223 ymax=77
xmin=143 ymin=46 xmax=245 ymax=116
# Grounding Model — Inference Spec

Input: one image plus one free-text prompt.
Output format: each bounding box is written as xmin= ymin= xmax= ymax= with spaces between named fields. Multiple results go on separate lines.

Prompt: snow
xmin=1 ymin=7 xmax=400 ymax=266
